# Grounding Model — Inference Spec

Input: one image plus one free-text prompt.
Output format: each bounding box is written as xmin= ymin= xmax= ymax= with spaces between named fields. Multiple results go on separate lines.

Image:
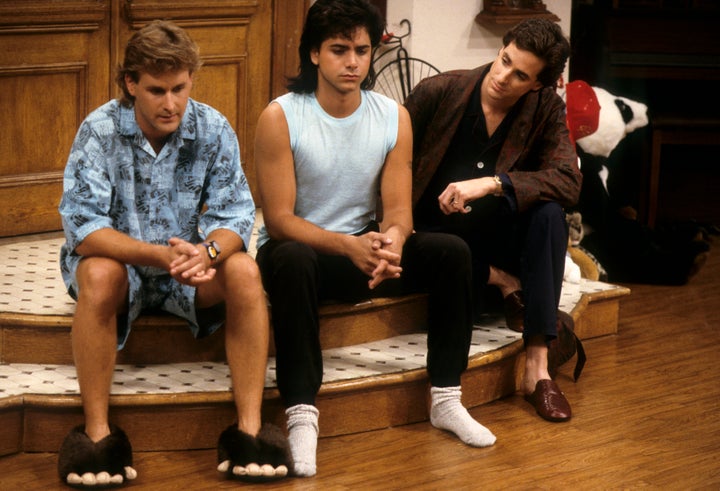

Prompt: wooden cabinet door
xmin=0 ymin=0 xmax=291 ymax=238
xmin=0 ymin=1 xmax=111 ymax=237
xmin=120 ymin=0 xmax=273 ymax=203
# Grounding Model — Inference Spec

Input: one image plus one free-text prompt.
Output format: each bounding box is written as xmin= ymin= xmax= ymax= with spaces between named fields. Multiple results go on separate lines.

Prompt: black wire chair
xmin=372 ymin=19 xmax=440 ymax=104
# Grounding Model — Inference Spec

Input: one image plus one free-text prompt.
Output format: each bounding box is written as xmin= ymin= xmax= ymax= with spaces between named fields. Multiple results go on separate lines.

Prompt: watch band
xmin=493 ymin=175 xmax=503 ymax=197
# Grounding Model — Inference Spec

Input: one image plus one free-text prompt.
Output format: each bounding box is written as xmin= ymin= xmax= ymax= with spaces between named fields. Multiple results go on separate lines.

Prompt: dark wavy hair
xmin=116 ymin=20 xmax=202 ymax=107
xmin=502 ymin=18 xmax=570 ymax=88
xmin=287 ymin=0 xmax=385 ymax=93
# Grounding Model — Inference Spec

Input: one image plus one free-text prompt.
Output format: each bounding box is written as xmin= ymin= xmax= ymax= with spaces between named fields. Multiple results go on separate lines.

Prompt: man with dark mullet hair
xmin=255 ymin=0 xmax=497 ymax=478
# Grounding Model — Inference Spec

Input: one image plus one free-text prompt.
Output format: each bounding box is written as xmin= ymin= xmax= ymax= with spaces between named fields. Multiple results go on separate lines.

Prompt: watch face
xmin=206 ymin=241 xmax=220 ymax=260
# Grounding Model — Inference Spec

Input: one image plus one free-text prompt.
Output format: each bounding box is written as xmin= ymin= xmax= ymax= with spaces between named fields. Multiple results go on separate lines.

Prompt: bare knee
xmin=213 ymin=253 xmax=265 ymax=305
xmin=75 ymin=257 xmax=128 ymax=312
xmin=196 ymin=253 xmax=267 ymax=311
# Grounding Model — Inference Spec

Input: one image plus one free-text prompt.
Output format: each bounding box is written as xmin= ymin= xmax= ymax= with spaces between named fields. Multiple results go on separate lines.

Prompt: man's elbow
xmin=565 ymin=172 xmax=583 ymax=207
xmin=263 ymin=216 xmax=290 ymax=241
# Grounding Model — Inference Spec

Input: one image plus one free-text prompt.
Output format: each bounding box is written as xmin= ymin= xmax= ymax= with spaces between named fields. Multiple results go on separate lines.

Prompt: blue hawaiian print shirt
xmin=59 ymin=98 xmax=255 ymax=287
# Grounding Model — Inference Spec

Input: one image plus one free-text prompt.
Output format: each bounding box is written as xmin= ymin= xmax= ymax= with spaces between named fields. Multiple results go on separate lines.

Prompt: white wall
xmin=385 ymin=0 xmax=572 ymax=75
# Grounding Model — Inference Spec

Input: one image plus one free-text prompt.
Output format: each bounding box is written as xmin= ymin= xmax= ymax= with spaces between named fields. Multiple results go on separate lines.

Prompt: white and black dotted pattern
xmin=0 ymin=232 xmax=622 ymax=318
xmin=0 ymin=211 xmax=624 ymax=400
xmin=0 ymin=325 xmax=521 ymax=398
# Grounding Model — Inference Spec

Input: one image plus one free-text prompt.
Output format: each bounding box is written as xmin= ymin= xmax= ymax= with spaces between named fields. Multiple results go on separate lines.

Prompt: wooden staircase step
xmin=1 ymin=325 xmax=523 ymax=455
xmin=0 ymin=231 xmax=631 ymax=458
xmin=0 ymin=233 xmax=427 ymax=365
xmin=0 ymin=272 xmax=629 ymax=456
xmin=0 ymin=234 xmax=627 ymax=364
xmin=0 ymin=294 xmax=427 ymax=365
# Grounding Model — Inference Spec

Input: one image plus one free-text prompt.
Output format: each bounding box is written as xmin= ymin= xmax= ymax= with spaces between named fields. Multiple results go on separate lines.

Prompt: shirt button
xmin=476 ymin=161 xmax=485 ymax=169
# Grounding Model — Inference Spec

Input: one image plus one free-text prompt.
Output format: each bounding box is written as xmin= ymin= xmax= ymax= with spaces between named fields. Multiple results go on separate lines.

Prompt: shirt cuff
xmin=497 ymin=173 xmax=518 ymax=213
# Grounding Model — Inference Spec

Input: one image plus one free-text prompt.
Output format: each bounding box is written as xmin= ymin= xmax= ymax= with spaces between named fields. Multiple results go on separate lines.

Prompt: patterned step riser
xmin=0 ymin=291 xmax=626 ymax=456
xmin=1 ymin=344 xmax=523 ymax=454
xmin=1 ymin=295 xmax=428 ymax=365
xmin=0 ymin=233 xmax=630 ymax=457
xmin=0 ymin=326 xmax=523 ymax=404
xmin=2 ymin=287 xmax=621 ymax=366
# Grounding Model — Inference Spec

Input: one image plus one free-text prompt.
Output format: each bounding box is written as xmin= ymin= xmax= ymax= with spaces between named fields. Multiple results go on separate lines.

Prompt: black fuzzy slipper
xmin=217 ymin=423 xmax=292 ymax=481
xmin=58 ymin=424 xmax=136 ymax=487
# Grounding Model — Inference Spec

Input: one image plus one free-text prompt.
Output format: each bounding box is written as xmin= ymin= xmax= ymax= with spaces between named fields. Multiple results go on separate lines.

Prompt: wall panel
xmin=0 ymin=0 xmax=292 ymax=237
xmin=0 ymin=1 xmax=110 ymax=236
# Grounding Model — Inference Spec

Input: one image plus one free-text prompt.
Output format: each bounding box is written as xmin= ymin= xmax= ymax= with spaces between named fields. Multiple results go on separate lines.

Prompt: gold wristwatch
xmin=203 ymin=240 xmax=221 ymax=261
xmin=493 ymin=175 xmax=503 ymax=197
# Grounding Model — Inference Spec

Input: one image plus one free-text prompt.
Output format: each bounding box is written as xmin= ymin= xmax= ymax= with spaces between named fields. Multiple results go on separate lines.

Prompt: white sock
xmin=430 ymin=386 xmax=497 ymax=448
xmin=285 ymin=404 xmax=319 ymax=477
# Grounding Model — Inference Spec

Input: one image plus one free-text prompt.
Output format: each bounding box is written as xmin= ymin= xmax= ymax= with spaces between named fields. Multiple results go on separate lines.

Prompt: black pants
xmin=256 ymin=231 xmax=473 ymax=407
xmin=462 ymin=201 xmax=568 ymax=341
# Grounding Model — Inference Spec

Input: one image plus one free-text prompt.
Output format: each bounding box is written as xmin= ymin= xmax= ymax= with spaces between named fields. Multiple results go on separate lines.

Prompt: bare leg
xmin=200 ymin=253 xmax=289 ymax=479
xmin=489 ymin=268 xmax=554 ymax=394
xmin=488 ymin=265 xmax=521 ymax=298
xmin=72 ymin=257 xmax=128 ymax=442
xmin=522 ymin=333 xmax=571 ymax=422
xmin=522 ymin=334 xmax=551 ymax=395
xmin=61 ymin=257 xmax=137 ymax=485
xmin=492 ymin=266 xmax=571 ymax=420
xmin=208 ymin=253 xmax=268 ymax=436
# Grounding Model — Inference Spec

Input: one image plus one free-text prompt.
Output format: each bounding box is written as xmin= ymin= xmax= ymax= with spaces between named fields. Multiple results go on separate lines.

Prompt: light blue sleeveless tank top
xmin=257 ymin=90 xmax=398 ymax=248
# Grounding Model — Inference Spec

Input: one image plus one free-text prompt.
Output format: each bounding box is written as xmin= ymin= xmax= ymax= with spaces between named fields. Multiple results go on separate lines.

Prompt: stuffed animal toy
xmin=561 ymin=81 xmax=711 ymax=285
xmin=575 ymin=86 xmax=649 ymax=158
xmin=563 ymin=251 xmax=582 ymax=284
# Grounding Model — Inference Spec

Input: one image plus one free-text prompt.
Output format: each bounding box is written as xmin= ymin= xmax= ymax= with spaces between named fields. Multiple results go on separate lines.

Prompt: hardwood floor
xmin=2 ymin=248 xmax=719 ymax=490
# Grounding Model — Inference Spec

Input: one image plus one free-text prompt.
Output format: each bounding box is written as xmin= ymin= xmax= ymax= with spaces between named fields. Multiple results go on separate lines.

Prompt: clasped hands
xmin=351 ymin=231 xmax=403 ymax=290
xmin=167 ymin=237 xmax=216 ymax=285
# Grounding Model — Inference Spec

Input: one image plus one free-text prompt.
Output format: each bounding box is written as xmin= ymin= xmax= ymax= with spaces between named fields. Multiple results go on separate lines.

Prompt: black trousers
xmin=462 ymin=201 xmax=569 ymax=341
xmin=256 ymin=231 xmax=473 ymax=407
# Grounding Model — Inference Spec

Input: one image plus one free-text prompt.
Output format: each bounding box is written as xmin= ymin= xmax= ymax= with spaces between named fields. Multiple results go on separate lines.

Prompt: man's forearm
xmin=75 ymin=228 xmax=167 ymax=269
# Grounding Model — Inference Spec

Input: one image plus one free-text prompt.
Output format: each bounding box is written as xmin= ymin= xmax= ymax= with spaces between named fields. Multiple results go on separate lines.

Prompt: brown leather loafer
xmin=524 ymin=379 xmax=572 ymax=422
xmin=503 ymin=290 xmax=525 ymax=332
